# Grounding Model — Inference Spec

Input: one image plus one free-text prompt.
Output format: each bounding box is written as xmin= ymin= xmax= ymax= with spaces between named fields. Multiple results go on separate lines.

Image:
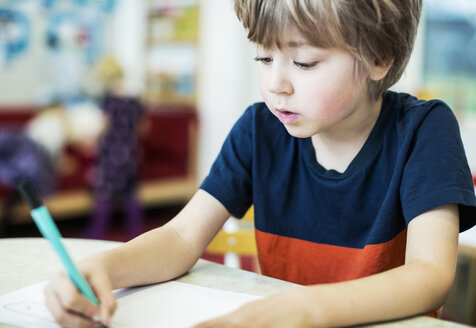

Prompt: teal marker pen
xmin=16 ymin=179 xmax=99 ymax=306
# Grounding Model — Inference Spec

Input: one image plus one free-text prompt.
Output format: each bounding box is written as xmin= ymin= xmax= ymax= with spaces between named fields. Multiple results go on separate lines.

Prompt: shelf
xmin=145 ymin=0 xmax=199 ymax=107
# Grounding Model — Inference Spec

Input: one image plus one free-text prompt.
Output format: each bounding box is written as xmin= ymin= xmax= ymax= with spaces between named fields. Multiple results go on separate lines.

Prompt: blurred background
xmin=0 ymin=0 xmax=261 ymax=239
xmin=0 ymin=0 xmax=475 ymax=324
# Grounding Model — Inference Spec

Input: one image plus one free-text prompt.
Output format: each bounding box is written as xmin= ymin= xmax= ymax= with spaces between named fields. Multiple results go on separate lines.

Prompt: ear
xmin=369 ymin=59 xmax=393 ymax=81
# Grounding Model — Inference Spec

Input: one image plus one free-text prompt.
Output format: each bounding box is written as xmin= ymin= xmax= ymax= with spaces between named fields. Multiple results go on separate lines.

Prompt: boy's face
xmin=255 ymin=26 xmax=377 ymax=139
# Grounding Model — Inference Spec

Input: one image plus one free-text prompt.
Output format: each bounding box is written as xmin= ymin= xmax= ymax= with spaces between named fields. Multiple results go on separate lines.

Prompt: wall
xmin=110 ymin=0 xmax=147 ymax=96
xmin=0 ymin=13 xmax=52 ymax=105
xmin=196 ymin=0 xmax=261 ymax=181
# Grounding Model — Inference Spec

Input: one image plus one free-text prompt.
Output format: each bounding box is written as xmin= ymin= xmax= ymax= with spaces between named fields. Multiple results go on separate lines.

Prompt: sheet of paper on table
xmin=0 ymin=280 xmax=262 ymax=328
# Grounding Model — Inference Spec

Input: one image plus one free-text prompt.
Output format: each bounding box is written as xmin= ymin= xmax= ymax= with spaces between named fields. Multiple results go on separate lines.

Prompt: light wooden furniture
xmin=2 ymin=177 xmax=197 ymax=225
xmin=207 ymin=206 xmax=256 ymax=255
xmin=0 ymin=238 xmax=472 ymax=328
xmin=206 ymin=206 xmax=257 ymax=269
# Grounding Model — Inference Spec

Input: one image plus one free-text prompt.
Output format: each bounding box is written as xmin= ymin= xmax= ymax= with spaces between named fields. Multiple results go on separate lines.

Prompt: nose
xmin=267 ymin=66 xmax=293 ymax=95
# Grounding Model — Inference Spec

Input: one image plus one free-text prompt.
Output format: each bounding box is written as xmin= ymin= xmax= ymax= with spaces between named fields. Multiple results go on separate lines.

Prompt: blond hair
xmin=234 ymin=0 xmax=422 ymax=99
xmin=95 ymin=55 xmax=124 ymax=90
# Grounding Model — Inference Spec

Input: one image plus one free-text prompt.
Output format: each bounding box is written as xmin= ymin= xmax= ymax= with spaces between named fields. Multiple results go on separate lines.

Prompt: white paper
xmin=0 ymin=281 xmax=261 ymax=328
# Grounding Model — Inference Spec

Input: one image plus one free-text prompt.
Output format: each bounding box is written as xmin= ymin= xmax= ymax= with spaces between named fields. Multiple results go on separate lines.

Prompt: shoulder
xmin=385 ymin=91 xmax=459 ymax=134
xmin=386 ymin=90 xmax=452 ymax=117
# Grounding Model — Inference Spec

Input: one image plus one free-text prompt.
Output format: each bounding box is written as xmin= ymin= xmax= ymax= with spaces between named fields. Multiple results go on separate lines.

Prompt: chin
xmin=284 ymin=126 xmax=314 ymax=139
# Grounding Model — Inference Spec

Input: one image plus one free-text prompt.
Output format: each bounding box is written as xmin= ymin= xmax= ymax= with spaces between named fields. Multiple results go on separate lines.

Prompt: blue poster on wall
xmin=75 ymin=0 xmax=115 ymax=13
xmin=44 ymin=10 xmax=106 ymax=103
xmin=0 ymin=0 xmax=116 ymax=103
xmin=0 ymin=9 xmax=30 ymax=65
xmin=45 ymin=11 xmax=104 ymax=64
xmin=42 ymin=0 xmax=115 ymax=13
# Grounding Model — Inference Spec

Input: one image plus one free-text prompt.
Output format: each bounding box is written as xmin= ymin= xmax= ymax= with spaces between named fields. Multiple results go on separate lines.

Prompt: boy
xmin=44 ymin=0 xmax=476 ymax=327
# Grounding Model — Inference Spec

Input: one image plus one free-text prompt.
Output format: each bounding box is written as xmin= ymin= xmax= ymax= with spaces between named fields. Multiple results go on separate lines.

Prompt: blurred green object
xmin=421 ymin=76 xmax=476 ymax=117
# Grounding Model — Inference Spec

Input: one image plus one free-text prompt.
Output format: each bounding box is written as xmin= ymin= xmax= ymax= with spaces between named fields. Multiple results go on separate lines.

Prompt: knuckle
xmin=62 ymin=292 xmax=78 ymax=309
xmin=79 ymin=320 xmax=92 ymax=328
xmin=110 ymin=299 xmax=117 ymax=312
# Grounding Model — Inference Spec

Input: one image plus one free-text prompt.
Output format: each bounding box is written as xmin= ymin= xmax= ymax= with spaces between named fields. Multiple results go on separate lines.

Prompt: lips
xmin=276 ymin=109 xmax=300 ymax=124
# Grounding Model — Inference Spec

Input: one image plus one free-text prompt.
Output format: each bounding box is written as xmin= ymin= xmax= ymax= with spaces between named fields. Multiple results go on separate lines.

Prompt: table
xmin=0 ymin=238 xmax=470 ymax=328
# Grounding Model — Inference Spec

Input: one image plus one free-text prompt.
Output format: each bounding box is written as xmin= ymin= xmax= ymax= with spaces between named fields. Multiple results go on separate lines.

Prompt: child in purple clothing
xmin=84 ymin=56 xmax=145 ymax=239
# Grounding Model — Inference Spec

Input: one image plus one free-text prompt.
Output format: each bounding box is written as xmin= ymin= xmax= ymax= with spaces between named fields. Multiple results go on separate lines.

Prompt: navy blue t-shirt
xmin=201 ymin=91 xmax=476 ymax=285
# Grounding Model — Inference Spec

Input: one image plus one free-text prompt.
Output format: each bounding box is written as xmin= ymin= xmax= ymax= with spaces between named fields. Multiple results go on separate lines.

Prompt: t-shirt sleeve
xmin=200 ymin=107 xmax=254 ymax=218
xmin=400 ymin=101 xmax=476 ymax=232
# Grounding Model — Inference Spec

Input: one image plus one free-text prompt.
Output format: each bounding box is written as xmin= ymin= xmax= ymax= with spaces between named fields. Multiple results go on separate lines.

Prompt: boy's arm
xmin=45 ymin=189 xmax=230 ymax=327
xmin=195 ymin=204 xmax=459 ymax=328
xmin=303 ymin=203 xmax=459 ymax=327
xmin=91 ymin=189 xmax=231 ymax=289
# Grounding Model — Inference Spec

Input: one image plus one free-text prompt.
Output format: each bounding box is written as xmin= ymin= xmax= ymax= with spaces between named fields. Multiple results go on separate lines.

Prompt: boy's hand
xmin=193 ymin=288 xmax=319 ymax=328
xmin=44 ymin=261 xmax=116 ymax=328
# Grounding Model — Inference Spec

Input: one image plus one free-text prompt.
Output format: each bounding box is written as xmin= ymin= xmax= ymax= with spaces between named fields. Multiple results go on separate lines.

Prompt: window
xmin=422 ymin=0 xmax=476 ymax=117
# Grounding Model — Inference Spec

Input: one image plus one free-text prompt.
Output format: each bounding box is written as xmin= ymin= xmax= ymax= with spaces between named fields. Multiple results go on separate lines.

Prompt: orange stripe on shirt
xmin=255 ymin=228 xmax=407 ymax=285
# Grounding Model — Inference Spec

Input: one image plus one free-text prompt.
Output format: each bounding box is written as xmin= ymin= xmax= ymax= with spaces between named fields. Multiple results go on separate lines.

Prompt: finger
xmin=192 ymin=320 xmax=215 ymax=328
xmin=45 ymin=284 xmax=97 ymax=328
xmin=49 ymin=273 xmax=99 ymax=319
xmin=88 ymin=272 xmax=116 ymax=325
xmin=193 ymin=315 xmax=236 ymax=328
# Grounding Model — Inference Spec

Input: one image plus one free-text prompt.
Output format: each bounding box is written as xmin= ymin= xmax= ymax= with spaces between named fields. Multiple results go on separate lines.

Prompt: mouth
xmin=276 ymin=109 xmax=300 ymax=124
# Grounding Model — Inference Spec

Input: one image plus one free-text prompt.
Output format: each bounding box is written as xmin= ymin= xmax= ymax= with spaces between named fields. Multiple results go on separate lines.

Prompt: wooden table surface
xmin=0 ymin=238 xmax=471 ymax=328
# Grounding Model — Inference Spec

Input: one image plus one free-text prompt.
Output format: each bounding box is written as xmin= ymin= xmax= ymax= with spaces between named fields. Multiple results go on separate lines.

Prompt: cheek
xmin=307 ymin=57 xmax=360 ymax=113
xmin=322 ymin=89 xmax=354 ymax=111
xmin=258 ymin=71 xmax=268 ymax=97
xmin=258 ymin=76 xmax=274 ymax=108
xmin=259 ymin=80 xmax=267 ymax=99
xmin=302 ymin=87 xmax=358 ymax=127
xmin=311 ymin=75 xmax=359 ymax=116
xmin=306 ymin=83 xmax=350 ymax=114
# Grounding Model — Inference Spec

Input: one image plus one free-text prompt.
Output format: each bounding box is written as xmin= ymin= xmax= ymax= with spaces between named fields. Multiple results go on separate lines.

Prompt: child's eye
xmin=294 ymin=61 xmax=318 ymax=69
xmin=254 ymin=56 xmax=273 ymax=64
